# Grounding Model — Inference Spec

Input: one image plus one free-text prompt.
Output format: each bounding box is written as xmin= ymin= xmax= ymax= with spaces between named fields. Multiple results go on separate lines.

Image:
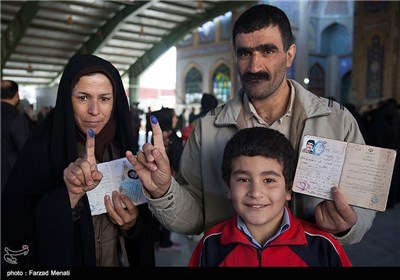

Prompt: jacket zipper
xmin=257 ymin=248 xmax=262 ymax=267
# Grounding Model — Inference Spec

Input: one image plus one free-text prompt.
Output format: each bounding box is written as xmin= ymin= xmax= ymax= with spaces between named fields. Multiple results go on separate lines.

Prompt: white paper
xmin=292 ymin=135 xmax=397 ymax=212
xmin=86 ymin=157 xmax=147 ymax=215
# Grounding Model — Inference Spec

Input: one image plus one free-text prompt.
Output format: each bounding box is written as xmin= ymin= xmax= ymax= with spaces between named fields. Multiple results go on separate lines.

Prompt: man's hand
xmin=126 ymin=115 xmax=172 ymax=199
xmin=315 ymin=187 xmax=357 ymax=236
xmin=64 ymin=128 xmax=103 ymax=208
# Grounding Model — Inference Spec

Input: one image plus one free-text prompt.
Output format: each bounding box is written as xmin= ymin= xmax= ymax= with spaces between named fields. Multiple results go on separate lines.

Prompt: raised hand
xmin=126 ymin=115 xmax=172 ymax=199
xmin=63 ymin=128 xmax=103 ymax=208
xmin=314 ymin=186 xmax=357 ymax=236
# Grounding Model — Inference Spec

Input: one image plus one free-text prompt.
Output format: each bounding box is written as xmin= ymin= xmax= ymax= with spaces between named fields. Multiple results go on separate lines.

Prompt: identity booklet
xmin=292 ymin=135 xmax=397 ymax=212
xmin=86 ymin=157 xmax=147 ymax=215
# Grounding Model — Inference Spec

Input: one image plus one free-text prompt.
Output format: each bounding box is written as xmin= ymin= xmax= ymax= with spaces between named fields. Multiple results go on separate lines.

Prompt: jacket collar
xmin=214 ymin=79 xmax=332 ymax=128
xmin=220 ymin=208 xmax=307 ymax=247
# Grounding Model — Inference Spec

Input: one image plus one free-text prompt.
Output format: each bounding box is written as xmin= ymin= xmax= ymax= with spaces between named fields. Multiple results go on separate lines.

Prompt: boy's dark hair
xmin=1 ymin=80 xmax=19 ymax=99
xmin=232 ymin=4 xmax=294 ymax=51
xmin=222 ymin=127 xmax=296 ymax=191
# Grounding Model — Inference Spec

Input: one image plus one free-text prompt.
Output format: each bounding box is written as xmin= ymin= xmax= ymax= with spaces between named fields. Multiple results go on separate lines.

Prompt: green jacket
xmin=146 ymin=79 xmax=376 ymax=245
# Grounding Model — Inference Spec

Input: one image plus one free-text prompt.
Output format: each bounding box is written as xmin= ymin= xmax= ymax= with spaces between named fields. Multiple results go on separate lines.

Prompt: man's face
xmin=234 ymin=26 xmax=295 ymax=100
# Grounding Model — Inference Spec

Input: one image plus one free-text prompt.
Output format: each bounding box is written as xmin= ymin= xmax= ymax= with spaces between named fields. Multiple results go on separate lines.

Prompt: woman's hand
xmin=63 ymin=128 xmax=103 ymax=208
xmin=126 ymin=115 xmax=172 ymax=199
xmin=105 ymin=191 xmax=138 ymax=232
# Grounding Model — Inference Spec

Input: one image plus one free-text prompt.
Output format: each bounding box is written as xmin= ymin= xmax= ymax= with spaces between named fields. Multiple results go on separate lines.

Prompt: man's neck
xmin=250 ymin=80 xmax=291 ymax=125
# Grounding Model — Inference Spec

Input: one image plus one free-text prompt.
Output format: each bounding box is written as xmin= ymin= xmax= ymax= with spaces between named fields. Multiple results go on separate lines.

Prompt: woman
xmin=1 ymin=54 xmax=154 ymax=267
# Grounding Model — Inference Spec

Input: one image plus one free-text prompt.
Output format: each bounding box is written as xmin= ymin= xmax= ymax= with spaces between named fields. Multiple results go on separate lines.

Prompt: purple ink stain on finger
xmin=150 ymin=115 xmax=158 ymax=124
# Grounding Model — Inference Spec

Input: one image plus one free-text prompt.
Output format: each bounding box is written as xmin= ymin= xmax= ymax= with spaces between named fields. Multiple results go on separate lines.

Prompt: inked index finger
xmin=86 ymin=128 xmax=96 ymax=168
xmin=149 ymin=115 xmax=167 ymax=155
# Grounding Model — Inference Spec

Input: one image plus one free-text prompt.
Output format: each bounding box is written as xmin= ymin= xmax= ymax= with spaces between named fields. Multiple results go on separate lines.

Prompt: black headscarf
xmin=50 ymin=54 xmax=135 ymax=180
xmin=1 ymin=54 xmax=154 ymax=267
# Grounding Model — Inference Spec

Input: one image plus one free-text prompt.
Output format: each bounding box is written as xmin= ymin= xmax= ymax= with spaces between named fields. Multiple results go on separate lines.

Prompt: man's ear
xmin=13 ymin=92 xmax=20 ymax=105
xmin=286 ymin=44 xmax=296 ymax=68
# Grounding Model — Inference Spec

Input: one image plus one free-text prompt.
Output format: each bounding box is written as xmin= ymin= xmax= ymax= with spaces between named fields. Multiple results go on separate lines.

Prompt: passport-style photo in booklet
xmin=293 ymin=135 xmax=397 ymax=212
xmin=86 ymin=157 xmax=147 ymax=215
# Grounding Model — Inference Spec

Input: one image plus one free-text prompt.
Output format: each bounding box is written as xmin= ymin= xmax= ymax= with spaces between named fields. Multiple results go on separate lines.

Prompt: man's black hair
xmin=232 ymin=4 xmax=294 ymax=51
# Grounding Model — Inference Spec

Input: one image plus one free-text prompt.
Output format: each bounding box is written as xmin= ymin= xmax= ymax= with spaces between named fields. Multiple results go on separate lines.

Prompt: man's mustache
xmin=242 ymin=72 xmax=270 ymax=82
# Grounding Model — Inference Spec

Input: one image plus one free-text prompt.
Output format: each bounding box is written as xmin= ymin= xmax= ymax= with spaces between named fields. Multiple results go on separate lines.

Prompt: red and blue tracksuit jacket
xmin=189 ymin=208 xmax=352 ymax=267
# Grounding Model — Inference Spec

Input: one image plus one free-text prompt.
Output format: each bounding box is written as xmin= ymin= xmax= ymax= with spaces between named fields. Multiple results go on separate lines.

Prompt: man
xmin=1 ymin=80 xmax=32 ymax=193
xmin=129 ymin=4 xmax=375 ymax=245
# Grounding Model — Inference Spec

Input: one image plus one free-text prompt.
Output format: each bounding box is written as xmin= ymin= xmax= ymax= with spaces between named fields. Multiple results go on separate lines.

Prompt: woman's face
xmin=71 ymin=73 xmax=114 ymax=135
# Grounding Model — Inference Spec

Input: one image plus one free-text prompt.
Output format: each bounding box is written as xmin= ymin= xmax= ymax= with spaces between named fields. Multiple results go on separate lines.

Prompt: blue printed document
xmin=86 ymin=157 xmax=147 ymax=215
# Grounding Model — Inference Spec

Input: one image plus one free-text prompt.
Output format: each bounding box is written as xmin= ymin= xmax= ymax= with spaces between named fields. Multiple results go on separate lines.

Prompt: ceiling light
xmin=27 ymin=64 xmax=33 ymax=73
xmin=66 ymin=15 xmax=74 ymax=26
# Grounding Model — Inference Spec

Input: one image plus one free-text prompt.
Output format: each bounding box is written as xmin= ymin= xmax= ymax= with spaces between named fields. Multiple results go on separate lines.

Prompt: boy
xmin=188 ymin=127 xmax=351 ymax=267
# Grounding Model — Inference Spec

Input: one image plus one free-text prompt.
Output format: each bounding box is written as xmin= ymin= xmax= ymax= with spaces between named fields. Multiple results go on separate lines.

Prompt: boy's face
xmin=227 ymin=155 xmax=291 ymax=237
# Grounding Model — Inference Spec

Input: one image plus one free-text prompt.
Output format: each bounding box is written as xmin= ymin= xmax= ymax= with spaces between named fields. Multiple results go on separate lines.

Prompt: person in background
xmin=188 ymin=107 xmax=197 ymax=124
xmin=191 ymin=93 xmax=219 ymax=123
xmin=181 ymin=93 xmax=219 ymax=144
xmin=36 ymin=105 xmax=49 ymax=125
xmin=189 ymin=127 xmax=352 ymax=267
xmin=1 ymin=54 xmax=154 ymax=267
xmin=175 ymin=108 xmax=187 ymax=132
xmin=128 ymin=4 xmax=375 ymax=247
xmin=129 ymin=102 xmax=142 ymax=153
xmin=151 ymin=107 xmax=183 ymax=251
xmin=1 ymin=80 xmax=33 ymax=193
xmin=18 ymin=99 xmax=37 ymax=131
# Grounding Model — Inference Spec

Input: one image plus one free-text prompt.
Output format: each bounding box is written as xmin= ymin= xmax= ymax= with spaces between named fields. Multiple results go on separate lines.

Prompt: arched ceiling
xmin=1 ymin=0 xmax=253 ymax=87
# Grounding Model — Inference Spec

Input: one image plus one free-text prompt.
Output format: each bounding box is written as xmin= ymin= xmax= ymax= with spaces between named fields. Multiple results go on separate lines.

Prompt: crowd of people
xmin=1 ymin=3 xmax=399 ymax=270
